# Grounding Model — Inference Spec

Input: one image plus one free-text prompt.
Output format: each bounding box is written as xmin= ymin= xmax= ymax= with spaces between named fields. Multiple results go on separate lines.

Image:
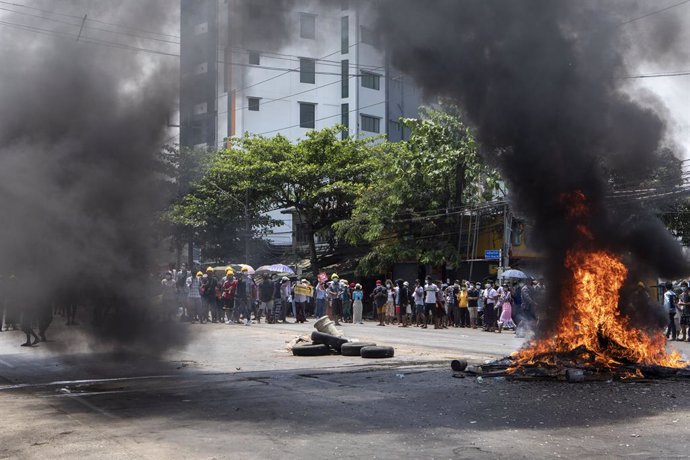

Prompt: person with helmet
xmin=187 ymin=271 xmax=203 ymax=323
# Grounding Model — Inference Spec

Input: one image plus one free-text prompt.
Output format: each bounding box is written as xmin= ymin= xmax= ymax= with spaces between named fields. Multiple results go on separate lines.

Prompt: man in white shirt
xmin=484 ymin=283 xmax=498 ymax=332
xmin=424 ymin=276 xmax=439 ymax=329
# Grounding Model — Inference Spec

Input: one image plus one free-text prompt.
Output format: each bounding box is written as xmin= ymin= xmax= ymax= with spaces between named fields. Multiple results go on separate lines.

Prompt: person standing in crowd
xmin=342 ymin=281 xmax=352 ymax=323
xmin=520 ymin=279 xmax=535 ymax=324
xmin=202 ymin=267 xmax=219 ymax=323
xmin=161 ymin=272 xmax=176 ymax=321
xmin=315 ymin=280 xmax=327 ymax=318
xmin=423 ymin=277 xmax=438 ymax=329
xmin=328 ymin=274 xmax=344 ymax=326
xmin=484 ymin=282 xmax=498 ymax=332
xmin=467 ymin=282 xmax=480 ymax=328
xmin=222 ymin=269 xmax=237 ymax=324
xmin=280 ymin=276 xmax=291 ymax=323
xmin=413 ymin=280 xmax=425 ymax=327
xmin=257 ymin=273 xmax=274 ymax=324
xmin=176 ymin=264 xmax=189 ymax=321
xmin=664 ymin=281 xmax=678 ymax=341
xmin=20 ymin=277 xmax=39 ymax=347
xmin=187 ymin=271 xmax=203 ymax=323
xmin=294 ymin=279 xmax=309 ymax=323
xmin=679 ymin=281 xmax=690 ymax=342
xmin=457 ymin=282 xmax=469 ymax=327
xmin=497 ymin=283 xmax=517 ymax=333
xmin=396 ymin=279 xmax=411 ymax=327
xmin=384 ymin=280 xmax=395 ymax=325
xmin=445 ymin=281 xmax=458 ymax=327
xmin=371 ymin=280 xmax=388 ymax=326
xmin=352 ymin=283 xmax=364 ymax=324
xmin=476 ymin=282 xmax=485 ymax=328
xmin=235 ymin=268 xmax=254 ymax=325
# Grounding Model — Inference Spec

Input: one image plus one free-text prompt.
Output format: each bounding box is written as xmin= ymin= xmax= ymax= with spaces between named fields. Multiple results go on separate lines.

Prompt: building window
xmin=300 ymin=58 xmax=315 ymax=84
xmin=361 ymin=114 xmax=380 ymax=133
xmin=248 ymin=51 xmax=260 ymax=65
xmin=194 ymin=22 xmax=208 ymax=35
xmin=341 ymin=16 xmax=349 ymax=54
xmin=361 ymin=26 xmax=378 ymax=46
xmin=300 ymin=13 xmax=316 ymax=39
xmin=194 ymin=62 xmax=208 ymax=75
xmin=247 ymin=97 xmax=260 ymax=112
xmin=300 ymin=102 xmax=316 ymax=129
xmin=361 ymin=71 xmax=380 ymax=90
xmin=341 ymin=60 xmax=349 ymax=98
xmin=341 ymin=103 xmax=349 ymax=139
xmin=193 ymin=102 xmax=207 ymax=115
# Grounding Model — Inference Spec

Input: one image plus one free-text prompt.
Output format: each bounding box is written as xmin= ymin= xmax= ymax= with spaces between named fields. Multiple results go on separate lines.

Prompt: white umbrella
xmin=256 ymin=264 xmax=295 ymax=275
xmin=500 ymin=269 xmax=528 ymax=279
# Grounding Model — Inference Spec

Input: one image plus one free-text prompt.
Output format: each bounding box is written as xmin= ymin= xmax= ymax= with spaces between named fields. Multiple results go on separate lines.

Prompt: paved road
xmin=1 ymin=319 xmax=689 ymax=459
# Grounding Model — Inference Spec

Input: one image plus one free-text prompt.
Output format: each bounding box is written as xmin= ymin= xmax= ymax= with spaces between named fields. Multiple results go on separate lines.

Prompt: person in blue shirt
xmin=352 ymin=284 xmax=364 ymax=324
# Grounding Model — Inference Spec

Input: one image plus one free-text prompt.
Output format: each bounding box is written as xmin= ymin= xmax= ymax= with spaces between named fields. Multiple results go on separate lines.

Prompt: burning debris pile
xmin=502 ymin=192 xmax=688 ymax=380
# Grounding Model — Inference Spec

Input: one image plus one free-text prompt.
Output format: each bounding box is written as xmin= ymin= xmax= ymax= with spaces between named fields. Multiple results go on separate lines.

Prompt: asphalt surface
xmin=1 ymin=317 xmax=690 ymax=459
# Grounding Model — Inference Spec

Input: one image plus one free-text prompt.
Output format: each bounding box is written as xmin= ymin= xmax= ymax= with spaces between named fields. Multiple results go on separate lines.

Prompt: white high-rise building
xmin=180 ymin=0 xmax=423 ymax=244
xmin=181 ymin=0 xmax=422 ymax=147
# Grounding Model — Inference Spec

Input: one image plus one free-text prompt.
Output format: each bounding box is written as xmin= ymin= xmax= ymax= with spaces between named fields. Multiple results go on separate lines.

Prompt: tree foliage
xmin=335 ymin=104 xmax=500 ymax=274
xmin=166 ymin=126 xmax=381 ymax=270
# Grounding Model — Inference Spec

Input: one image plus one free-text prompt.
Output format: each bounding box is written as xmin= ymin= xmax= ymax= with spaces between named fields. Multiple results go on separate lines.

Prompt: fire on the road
xmin=512 ymin=191 xmax=686 ymax=374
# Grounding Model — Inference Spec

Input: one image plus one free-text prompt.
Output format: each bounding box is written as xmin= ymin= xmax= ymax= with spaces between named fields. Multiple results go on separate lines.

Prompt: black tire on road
xmin=360 ymin=345 xmax=395 ymax=359
xmin=292 ymin=344 xmax=330 ymax=356
xmin=311 ymin=331 xmax=349 ymax=352
xmin=451 ymin=359 xmax=468 ymax=372
xmin=340 ymin=342 xmax=377 ymax=356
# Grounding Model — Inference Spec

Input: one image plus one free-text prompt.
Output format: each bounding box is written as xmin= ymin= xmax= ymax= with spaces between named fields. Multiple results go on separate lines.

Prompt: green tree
xmin=228 ymin=126 xmax=380 ymax=272
xmin=335 ymin=104 xmax=500 ymax=274
xmin=164 ymin=144 xmax=278 ymax=265
xmin=167 ymin=126 xmax=380 ymax=271
xmin=157 ymin=144 xmax=213 ymax=266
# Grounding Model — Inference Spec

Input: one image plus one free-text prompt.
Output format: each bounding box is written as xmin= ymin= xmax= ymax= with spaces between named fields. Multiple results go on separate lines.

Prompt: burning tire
xmin=360 ymin=345 xmax=395 ymax=359
xmin=311 ymin=331 xmax=349 ymax=352
xmin=292 ymin=344 xmax=330 ymax=356
xmin=341 ymin=342 xmax=377 ymax=356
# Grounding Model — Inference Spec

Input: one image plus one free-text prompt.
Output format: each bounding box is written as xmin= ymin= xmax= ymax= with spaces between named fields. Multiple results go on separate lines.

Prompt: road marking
xmin=64 ymin=393 xmax=118 ymax=419
xmin=0 ymin=374 xmax=178 ymax=391
xmin=0 ymin=359 xmax=14 ymax=368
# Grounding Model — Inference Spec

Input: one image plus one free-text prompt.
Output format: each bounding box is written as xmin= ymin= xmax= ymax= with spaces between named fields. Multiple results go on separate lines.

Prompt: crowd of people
xmin=161 ymin=265 xmax=547 ymax=334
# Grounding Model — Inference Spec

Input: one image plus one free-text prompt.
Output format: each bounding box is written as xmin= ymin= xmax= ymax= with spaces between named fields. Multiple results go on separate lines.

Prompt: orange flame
xmin=514 ymin=191 xmax=685 ymax=371
xmin=513 ymin=248 xmax=685 ymax=369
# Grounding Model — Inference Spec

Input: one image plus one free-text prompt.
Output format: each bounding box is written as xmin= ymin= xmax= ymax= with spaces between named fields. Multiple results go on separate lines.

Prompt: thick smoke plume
xmin=0 ymin=0 xmax=183 ymax=353
xmin=374 ymin=0 xmax=688 ymax=334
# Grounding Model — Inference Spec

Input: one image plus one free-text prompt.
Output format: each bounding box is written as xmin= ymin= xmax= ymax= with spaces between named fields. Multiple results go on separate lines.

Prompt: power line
xmin=0 ymin=0 xmax=180 ymax=39
xmin=619 ymin=0 xmax=690 ymax=26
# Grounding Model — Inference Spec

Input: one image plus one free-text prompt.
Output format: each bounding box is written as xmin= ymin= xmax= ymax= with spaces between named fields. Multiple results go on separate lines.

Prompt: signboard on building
xmin=485 ymin=249 xmax=501 ymax=260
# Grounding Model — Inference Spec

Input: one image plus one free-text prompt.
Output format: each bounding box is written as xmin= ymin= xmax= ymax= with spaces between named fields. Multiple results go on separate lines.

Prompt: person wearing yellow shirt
xmin=456 ymin=282 xmax=470 ymax=327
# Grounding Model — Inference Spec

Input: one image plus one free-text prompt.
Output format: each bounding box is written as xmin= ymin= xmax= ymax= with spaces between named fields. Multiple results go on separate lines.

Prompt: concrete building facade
xmin=180 ymin=0 xmax=423 ymax=149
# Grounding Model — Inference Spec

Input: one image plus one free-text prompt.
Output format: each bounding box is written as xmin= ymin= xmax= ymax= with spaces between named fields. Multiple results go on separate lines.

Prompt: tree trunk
xmin=306 ymin=222 xmax=319 ymax=275
xmin=187 ymin=235 xmax=194 ymax=269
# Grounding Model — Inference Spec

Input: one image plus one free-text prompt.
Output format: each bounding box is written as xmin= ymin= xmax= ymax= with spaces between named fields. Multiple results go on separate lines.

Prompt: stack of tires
xmin=291 ymin=331 xmax=394 ymax=359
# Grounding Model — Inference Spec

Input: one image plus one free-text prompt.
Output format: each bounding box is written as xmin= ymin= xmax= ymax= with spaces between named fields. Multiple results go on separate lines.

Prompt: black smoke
xmin=0 ymin=0 xmax=184 ymax=352
xmin=373 ymin=0 xmax=688 ymax=334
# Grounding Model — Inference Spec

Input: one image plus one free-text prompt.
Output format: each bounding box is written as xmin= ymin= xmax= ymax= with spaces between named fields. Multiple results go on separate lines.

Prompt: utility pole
xmin=210 ymin=181 xmax=250 ymax=262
